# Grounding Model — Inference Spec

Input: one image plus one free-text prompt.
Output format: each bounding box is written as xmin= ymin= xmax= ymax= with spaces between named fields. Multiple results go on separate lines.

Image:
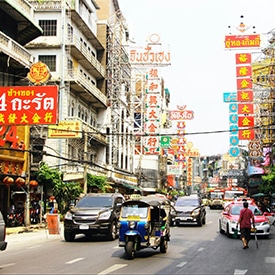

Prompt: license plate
xmin=79 ymin=224 xmax=89 ymax=230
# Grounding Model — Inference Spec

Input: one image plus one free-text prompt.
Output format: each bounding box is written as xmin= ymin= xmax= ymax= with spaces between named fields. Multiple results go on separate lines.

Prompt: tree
xmin=35 ymin=163 xmax=110 ymax=215
xmin=87 ymin=173 xmax=108 ymax=192
xmin=259 ymin=166 xmax=275 ymax=194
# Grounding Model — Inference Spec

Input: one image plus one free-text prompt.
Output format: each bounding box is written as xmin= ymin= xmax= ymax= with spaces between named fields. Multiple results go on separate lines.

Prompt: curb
xmin=6 ymin=223 xmax=48 ymax=235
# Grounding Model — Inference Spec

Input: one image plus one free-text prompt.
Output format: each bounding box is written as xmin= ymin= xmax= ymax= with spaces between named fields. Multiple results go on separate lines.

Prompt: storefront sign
xmin=48 ymin=120 xmax=82 ymax=138
xmin=0 ymin=86 xmax=58 ymax=125
xmin=224 ymin=34 xmax=261 ymax=49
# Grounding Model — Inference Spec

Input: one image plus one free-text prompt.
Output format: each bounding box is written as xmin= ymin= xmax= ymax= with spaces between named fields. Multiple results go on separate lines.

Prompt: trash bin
xmin=46 ymin=214 xmax=60 ymax=234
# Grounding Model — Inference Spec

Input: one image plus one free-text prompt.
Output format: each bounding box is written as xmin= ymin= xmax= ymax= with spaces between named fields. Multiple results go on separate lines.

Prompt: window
xmin=38 ymin=55 xmax=56 ymax=72
xmin=39 ymin=20 xmax=57 ymax=36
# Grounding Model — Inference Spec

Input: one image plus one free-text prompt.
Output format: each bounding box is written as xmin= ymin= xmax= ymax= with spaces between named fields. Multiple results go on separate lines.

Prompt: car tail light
xmin=3 ymin=225 xmax=6 ymax=240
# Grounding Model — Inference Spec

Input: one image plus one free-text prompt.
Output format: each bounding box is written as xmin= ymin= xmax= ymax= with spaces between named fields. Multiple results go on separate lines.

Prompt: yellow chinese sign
xmin=48 ymin=120 xmax=82 ymax=138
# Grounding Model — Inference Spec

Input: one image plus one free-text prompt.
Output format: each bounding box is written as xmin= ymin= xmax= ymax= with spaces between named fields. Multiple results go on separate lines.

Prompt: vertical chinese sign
xmin=168 ymin=106 xmax=194 ymax=188
xmin=224 ymin=21 xmax=261 ymax=157
xmin=144 ymin=68 xmax=161 ymax=154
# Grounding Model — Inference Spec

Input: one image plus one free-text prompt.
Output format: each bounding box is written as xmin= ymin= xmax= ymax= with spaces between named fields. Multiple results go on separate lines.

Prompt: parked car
xmin=64 ymin=193 xmax=125 ymax=242
xmin=0 ymin=211 xmax=7 ymax=251
xmin=172 ymin=195 xmax=206 ymax=226
xmin=219 ymin=199 xmax=270 ymax=238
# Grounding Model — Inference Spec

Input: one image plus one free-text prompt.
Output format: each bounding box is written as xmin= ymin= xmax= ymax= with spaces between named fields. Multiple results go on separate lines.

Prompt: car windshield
xmin=175 ymin=199 xmax=199 ymax=207
xmin=231 ymin=205 xmax=263 ymax=216
xmin=76 ymin=196 xmax=113 ymax=208
xmin=210 ymin=192 xmax=223 ymax=199
xmin=224 ymin=191 xmax=244 ymax=199
xmin=121 ymin=205 xmax=148 ymax=218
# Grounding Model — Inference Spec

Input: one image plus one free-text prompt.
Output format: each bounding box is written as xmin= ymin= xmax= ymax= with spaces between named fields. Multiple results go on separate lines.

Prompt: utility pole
xmin=83 ymin=131 xmax=88 ymax=194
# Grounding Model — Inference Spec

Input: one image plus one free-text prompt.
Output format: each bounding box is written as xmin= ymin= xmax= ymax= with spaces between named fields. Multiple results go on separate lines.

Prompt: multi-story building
xmin=0 ymin=0 xmax=42 ymax=216
xmin=26 ymin=0 xmax=139 ymax=195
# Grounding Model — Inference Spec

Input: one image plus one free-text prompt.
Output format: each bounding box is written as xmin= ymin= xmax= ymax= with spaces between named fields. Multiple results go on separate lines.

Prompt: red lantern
xmin=3 ymin=176 xmax=14 ymax=187
xmin=15 ymin=177 xmax=25 ymax=188
xmin=29 ymin=180 xmax=38 ymax=186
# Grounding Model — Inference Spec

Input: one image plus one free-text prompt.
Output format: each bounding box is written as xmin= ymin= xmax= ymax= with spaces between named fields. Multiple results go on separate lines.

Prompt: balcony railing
xmin=67 ymin=69 xmax=107 ymax=107
xmin=69 ymin=36 xmax=106 ymax=79
xmin=0 ymin=31 xmax=34 ymax=67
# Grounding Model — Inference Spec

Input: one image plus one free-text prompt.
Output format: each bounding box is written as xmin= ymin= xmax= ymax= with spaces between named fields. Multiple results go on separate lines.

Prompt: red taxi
xmin=219 ymin=199 xmax=270 ymax=238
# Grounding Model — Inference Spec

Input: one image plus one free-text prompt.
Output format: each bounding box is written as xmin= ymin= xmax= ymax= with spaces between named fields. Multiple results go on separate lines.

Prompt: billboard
xmin=0 ymin=86 xmax=58 ymax=125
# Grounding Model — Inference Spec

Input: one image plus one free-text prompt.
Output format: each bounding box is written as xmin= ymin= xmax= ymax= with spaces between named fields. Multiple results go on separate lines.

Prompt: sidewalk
xmin=5 ymin=222 xmax=64 ymax=243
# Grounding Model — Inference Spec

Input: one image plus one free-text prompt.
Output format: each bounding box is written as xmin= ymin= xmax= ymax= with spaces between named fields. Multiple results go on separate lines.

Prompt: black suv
xmin=0 ymin=211 xmax=7 ymax=251
xmin=64 ymin=193 xmax=124 ymax=241
xmin=172 ymin=194 xmax=206 ymax=226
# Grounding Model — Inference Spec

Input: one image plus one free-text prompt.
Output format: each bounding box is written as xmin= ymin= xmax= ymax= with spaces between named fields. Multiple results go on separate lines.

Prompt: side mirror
xmin=222 ymin=211 xmax=229 ymax=216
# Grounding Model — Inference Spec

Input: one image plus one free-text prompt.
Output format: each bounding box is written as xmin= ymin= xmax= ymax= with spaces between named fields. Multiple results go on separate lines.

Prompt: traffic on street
xmin=1 ymin=207 xmax=275 ymax=275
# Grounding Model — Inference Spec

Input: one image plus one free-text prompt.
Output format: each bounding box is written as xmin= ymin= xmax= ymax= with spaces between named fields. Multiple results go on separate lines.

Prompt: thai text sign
xmin=224 ymin=34 xmax=261 ymax=49
xmin=169 ymin=110 xmax=194 ymax=120
xmin=0 ymin=86 xmax=58 ymax=125
xmin=48 ymin=120 xmax=82 ymax=138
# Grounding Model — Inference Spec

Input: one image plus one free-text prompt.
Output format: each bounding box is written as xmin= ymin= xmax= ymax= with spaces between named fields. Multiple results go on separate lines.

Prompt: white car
xmin=219 ymin=200 xmax=270 ymax=238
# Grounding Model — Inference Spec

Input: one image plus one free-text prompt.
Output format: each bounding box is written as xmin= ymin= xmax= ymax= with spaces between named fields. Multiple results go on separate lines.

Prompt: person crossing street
xmin=237 ymin=200 xmax=255 ymax=249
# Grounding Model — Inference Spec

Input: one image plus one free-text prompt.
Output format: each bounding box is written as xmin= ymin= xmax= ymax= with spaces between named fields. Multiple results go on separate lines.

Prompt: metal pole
xmin=83 ymin=131 xmax=88 ymax=194
xmin=24 ymin=126 xmax=30 ymax=228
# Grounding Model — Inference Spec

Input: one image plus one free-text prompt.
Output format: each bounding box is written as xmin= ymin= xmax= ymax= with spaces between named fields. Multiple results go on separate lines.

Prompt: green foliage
xmin=260 ymin=167 xmax=275 ymax=194
xmin=35 ymin=162 xmax=62 ymax=188
xmin=53 ymin=181 xmax=82 ymax=214
xmin=35 ymin=163 xmax=110 ymax=214
xmin=87 ymin=173 xmax=108 ymax=192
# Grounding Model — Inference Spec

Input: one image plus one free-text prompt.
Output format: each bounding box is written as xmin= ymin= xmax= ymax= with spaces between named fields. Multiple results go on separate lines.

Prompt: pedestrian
xmin=237 ymin=201 xmax=255 ymax=249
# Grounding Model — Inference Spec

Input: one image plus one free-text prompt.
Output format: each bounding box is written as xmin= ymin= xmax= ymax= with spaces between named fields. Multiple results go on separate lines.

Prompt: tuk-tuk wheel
xmin=125 ymin=241 xmax=135 ymax=259
xmin=160 ymin=238 xmax=168 ymax=253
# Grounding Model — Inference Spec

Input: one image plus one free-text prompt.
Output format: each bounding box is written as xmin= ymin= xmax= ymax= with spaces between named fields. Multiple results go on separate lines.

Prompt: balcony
xmin=67 ymin=69 xmax=107 ymax=108
xmin=69 ymin=36 xmax=106 ymax=79
xmin=0 ymin=31 xmax=35 ymax=68
xmin=1 ymin=0 xmax=43 ymax=44
xmin=29 ymin=0 xmax=104 ymax=51
xmin=83 ymin=122 xmax=107 ymax=146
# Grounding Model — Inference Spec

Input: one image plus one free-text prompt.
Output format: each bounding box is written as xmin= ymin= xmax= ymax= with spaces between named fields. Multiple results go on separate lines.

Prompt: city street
xmin=1 ymin=208 xmax=275 ymax=274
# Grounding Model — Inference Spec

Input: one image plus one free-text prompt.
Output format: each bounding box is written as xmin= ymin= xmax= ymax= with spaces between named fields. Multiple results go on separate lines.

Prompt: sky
xmin=118 ymin=0 xmax=275 ymax=156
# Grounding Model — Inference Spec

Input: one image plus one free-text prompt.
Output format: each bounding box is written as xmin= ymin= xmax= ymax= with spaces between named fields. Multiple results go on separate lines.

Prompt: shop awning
xmin=121 ymin=183 xmax=142 ymax=191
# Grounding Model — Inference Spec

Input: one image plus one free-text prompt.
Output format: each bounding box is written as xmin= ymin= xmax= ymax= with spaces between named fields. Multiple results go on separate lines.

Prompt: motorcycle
xmin=30 ymin=200 xmax=40 ymax=224
xmin=6 ymin=205 xmax=24 ymax=227
xmin=118 ymin=194 xmax=172 ymax=259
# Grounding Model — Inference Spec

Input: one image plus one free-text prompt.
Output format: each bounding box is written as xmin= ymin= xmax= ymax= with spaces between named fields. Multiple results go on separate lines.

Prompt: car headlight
xmin=262 ymin=221 xmax=269 ymax=226
xmin=98 ymin=210 xmax=112 ymax=220
xmin=129 ymin=221 xmax=136 ymax=229
xmin=230 ymin=220 xmax=237 ymax=225
xmin=65 ymin=212 xmax=73 ymax=220
xmin=191 ymin=208 xmax=200 ymax=216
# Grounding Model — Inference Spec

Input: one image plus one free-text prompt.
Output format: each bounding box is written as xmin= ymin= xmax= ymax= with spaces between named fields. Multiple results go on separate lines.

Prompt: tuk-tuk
xmin=118 ymin=195 xmax=172 ymax=259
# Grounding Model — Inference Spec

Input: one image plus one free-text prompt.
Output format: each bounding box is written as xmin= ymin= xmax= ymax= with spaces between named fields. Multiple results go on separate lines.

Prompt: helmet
xmin=243 ymin=201 xmax=249 ymax=208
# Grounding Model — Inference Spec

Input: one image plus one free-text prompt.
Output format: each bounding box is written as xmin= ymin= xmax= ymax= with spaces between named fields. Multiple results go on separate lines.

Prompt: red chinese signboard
xmin=239 ymin=129 xmax=255 ymax=140
xmin=238 ymin=116 xmax=254 ymax=127
xmin=238 ymin=103 xmax=254 ymax=115
xmin=237 ymin=90 xmax=254 ymax=102
xmin=0 ymin=86 xmax=58 ymax=125
xmin=224 ymin=34 xmax=261 ymax=49
xmin=236 ymin=65 xmax=252 ymax=77
xmin=236 ymin=78 xmax=252 ymax=89
xmin=235 ymin=53 xmax=252 ymax=64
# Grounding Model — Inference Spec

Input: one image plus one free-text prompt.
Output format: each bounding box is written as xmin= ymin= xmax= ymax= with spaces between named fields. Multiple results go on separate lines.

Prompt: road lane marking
xmin=65 ymin=258 xmax=84 ymax=264
xmin=234 ymin=269 xmax=247 ymax=275
xmin=28 ymin=245 xmax=42 ymax=249
xmin=98 ymin=264 xmax=127 ymax=275
xmin=265 ymin=257 xmax=275 ymax=263
xmin=197 ymin=247 xmax=205 ymax=251
xmin=0 ymin=263 xmax=16 ymax=268
xmin=176 ymin=262 xmax=187 ymax=268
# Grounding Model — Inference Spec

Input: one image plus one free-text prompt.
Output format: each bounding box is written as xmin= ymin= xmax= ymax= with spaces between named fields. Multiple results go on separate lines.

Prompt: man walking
xmin=237 ymin=201 xmax=255 ymax=249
